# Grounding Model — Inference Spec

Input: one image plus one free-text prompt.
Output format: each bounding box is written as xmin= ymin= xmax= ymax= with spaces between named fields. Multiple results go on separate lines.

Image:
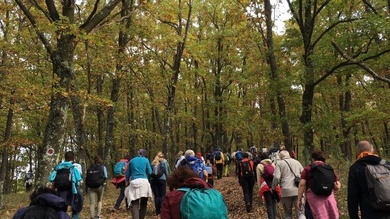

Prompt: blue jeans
xmin=150 ymin=178 xmax=167 ymax=215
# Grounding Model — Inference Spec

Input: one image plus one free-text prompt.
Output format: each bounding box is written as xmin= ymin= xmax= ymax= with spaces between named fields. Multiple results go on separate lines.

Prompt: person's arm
xmin=160 ymin=196 xmax=173 ymax=219
xmin=271 ymin=163 xmax=281 ymax=190
xmin=347 ymin=165 xmax=359 ymax=219
xmin=146 ymin=159 xmax=152 ymax=175
xmin=297 ymin=179 xmax=306 ymax=210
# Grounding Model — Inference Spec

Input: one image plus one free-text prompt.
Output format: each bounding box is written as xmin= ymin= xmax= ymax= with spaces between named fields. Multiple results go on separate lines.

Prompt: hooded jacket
xmin=160 ymin=177 xmax=212 ymax=219
xmin=12 ymin=193 xmax=71 ymax=219
xmin=348 ymin=155 xmax=390 ymax=219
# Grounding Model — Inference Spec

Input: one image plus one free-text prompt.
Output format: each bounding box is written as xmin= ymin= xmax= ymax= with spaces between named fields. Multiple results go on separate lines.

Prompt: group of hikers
xmin=12 ymin=140 xmax=390 ymax=219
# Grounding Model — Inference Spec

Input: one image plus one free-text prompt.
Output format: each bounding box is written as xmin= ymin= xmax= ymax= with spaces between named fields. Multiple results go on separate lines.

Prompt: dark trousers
xmin=264 ymin=191 xmax=277 ymax=219
xmin=216 ymin=163 xmax=223 ymax=179
xmin=114 ymin=181 xmax=127 ymax=209
xmin=240 ymin=176 xmax=255 ymax=207
xmin=150 ymin=178 xmax=167 ymax=215
xmin=305 ymin=201 xmax=314 ymax=219
xmin=131 ymin=197 xmax=148 ymax=219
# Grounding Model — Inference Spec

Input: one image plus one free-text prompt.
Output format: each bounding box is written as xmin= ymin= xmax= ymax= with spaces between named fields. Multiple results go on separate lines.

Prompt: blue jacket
xmin=126 ymin=156 xmax=152 ymax=181
xmin=48 ymin=161 xmax=82 ymax=194
xmin=12 ymin=193 xmax=71 ymax=219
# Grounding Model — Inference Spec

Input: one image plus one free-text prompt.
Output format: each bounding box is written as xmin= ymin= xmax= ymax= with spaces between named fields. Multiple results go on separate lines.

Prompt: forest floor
xmin=2 ymin=165 xmax=349 ymax=219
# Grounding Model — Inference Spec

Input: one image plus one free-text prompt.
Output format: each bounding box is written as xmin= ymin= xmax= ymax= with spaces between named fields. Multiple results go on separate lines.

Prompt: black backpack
xmin=151 ymin=162 xmax=165 ymax=179
xmin=54 ymin=168 xmax=72 ymax=190
xmin=240 ymin=161 xmax=254 ymax=178
xmin=86 ymin=164 xmax=105 ymax=188
xmin=310 ymin=164 xmax=334 ymax=196
xmin=22 ymin=205 xmax=59 ymax=219
xmin=214 ymin=151 xmax=222 ymax=161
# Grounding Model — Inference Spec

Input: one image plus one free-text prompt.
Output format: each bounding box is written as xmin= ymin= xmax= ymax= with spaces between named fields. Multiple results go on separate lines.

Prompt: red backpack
xmin=262 ymin=163 xmax=274 ymax=181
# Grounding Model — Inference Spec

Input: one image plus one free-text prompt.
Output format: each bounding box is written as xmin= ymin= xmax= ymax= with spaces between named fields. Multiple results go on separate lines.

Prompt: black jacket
xmin=348 ymin=155 xmax=390 ymax=219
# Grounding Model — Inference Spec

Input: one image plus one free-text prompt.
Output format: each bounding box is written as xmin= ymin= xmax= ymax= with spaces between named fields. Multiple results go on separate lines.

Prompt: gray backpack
xmin=365 ymin=159 xmax=390 ymax=210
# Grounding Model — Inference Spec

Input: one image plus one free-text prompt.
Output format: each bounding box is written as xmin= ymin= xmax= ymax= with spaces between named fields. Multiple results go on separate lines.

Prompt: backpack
xmin=310 ymin=164 xmax=335 ymax=196
xmin=151 ymin=162 xmax=165 ymax=179
xmin=235 ymin=151 xmax=243 ymax=161
xmin=54 ymin=168 xmax=72 ymax=190
xmin=113 ymin=161 xmax=127 ymax=178
xmin=364 ymin=159 xmax=390 ymax=210
xmin=22 ymin=205 xmax=59 ymax=219
xmin=86 ymin=164 xmax=105 ymax=188
xmin=262 ymin=163 xmax=274 ymax=181
xmin=214 ymin=151 xmax=222 ymax=161
xmin=178 ymin=187 xmax=228 ymax=219
xmin=187 ymin=159 xmax=204 ymax=179
xmin=240 ymin=161 xmax=254 ymax=178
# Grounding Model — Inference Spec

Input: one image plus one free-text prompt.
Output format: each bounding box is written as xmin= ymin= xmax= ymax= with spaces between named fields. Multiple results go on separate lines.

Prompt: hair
xmin=356 ymin=140 xmax=374 ymax=154
xmin=242 ymin=152 xmax=249 ymax=159
xmin=167 ymin=166 xmax=198 ymax=191
xmin=94 ymin=156 xmax=102 ymax=165
xmin=64 ymin=151 xmax=74 ymax=162
xmin=279 ymin=150 xmax=291 ymax=159
xmin=30 ymin=185 xmax=58 ymax=201
xmin=184 ymin=149 xmax=195 ymax=157
xmin=260 ymin=152 xmax=268 ymax=160
xmin=177 ymin=151 xmax=183 ymax=157
xmin=138 ymin=149 xmax=147 ymax=157
xmin=123 ymin=155 xmax=131 ymax=161
xmin=311 ymin=151 xmax=326 ymax=162
xmin=152 ymin=151 xmax=164 ymax=165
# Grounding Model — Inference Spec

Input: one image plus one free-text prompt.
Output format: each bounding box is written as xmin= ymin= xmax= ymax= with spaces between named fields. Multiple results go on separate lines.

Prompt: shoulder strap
xmin=178 ymin=187 xmax=191 ymax=192
xmin=284 ymin=160 xmax=297 ymax=177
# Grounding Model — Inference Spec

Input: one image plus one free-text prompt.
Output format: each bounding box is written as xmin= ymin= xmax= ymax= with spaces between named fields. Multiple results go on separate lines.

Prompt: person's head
xmin=184 ymin=149 xmax=195 ymax=157
xmin=356 ymin=140 xmax=374 ymax=155
xmin=311 ymin=151 xmax=326 ymax=162
xmin=30 ymin=185 xmax=58 ymax=201
xmin=177 ymin=151 xmax=183 ymax=157
xmin=153 ymin=151 xmax=164 ymax=164
xmin=242 ymin=152 xmax=249 ymax=159
xmin=260 ymin=152 xmax=268 ymax=160
xmin=94 ymin=156 xmax=102 ymax=165
xmin=167 ymin=166 xmax=198 ymax=191
xmin=279 ymin=150 xmax=291 ymax=160
xmin=64 ymin=151 xmax=74 ymax=162
xmin=123 ymin=154 xmax=131 ymax=161
xmin=138 ymin=149 xmax=147 ymax=157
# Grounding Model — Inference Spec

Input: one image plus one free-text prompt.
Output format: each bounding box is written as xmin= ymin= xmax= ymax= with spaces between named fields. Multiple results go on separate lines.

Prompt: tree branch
xmin=15 ymin=0 xmax=53 ymax=55
xmin=44 ymin=0 xmax=60 ymax=21
xmin=80 ymin=0 xmax=122 ymax=33
xmin=331 ymin=40 xmax=390 ymax=84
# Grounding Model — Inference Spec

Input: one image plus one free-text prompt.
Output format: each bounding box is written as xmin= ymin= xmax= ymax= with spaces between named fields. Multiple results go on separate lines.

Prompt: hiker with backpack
xmin=111 ymin=155 xmax=130 ymax=212
xmin=257 ymin=152 xmax=280 ymax=219
xmin=150 ymin=151 xmax=170 ymax=216
xmin=205 ymin=159 xmax=217 ymax=186
xmin=348 ymin=140 xmax=390 ymax=219
xmin=48 ymin=151 xmax=83 ymax=219
xmin=223 ymin=152 xmax=231 ymax=177
xmin=213 ymin=148 xmax=225 ymax=179
xmin=298 ymin=151 xmax=341 ymax=219
xmin=235 ymin=148 xmax=243 ymax=176
xmin=12 ymin=185 xmax=71 ymax=219
xmin=178 ymin=149 xmax=209 ymax=182
xmin=125 ymin=149 xmax=153 ymax=219
xmin=25 ymin=169 xmax=33 ymax=192
xmin=86 ymin=156 xmax=108 ymax=219
xmin=238 ymin=152 xmax=256 ymax=213
xmin=272 ymin=149 xmax=305 ymax=219
xmin=160 ymin=166 xmax=228 ymax=219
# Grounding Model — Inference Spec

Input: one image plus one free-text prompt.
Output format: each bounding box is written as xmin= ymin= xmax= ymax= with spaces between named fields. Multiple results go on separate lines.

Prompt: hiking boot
xmin=246 ymin=204 xmax=251 ymax=213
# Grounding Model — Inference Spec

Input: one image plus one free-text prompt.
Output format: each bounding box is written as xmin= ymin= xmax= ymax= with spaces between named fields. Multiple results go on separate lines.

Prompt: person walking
xmin=150 ymin=151 xmax=170 ymax=216
xmin=213 ymin=148 xmax=225 ymax=179
xmin=238 ymin=152 xmax=256 ymax=213
xmin=348 ymin=140 xmax=390 ymax=219
xmin=48 ymin=151 xmax=83 ymax=219
xmin=272 ymin=150 xmax=305 ymax=219
xmin=257 ymin=152 xmax=279 ymax=219
xmin=111 ymin=155 xmax=130 ymax=212
xmin=298 ymin=151 xmax=341 ymax=219
xmin=125 ymin=149 xmax=153 ymax=219
xmin=86 ymin=156 xmax=108 ymax=219
xmin=12 ymin=186 xmax=70 ymax=219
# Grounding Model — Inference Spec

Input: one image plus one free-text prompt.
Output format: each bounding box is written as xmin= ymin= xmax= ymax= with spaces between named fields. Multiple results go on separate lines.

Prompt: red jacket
xmin=160 ymin=177 xmax=212 ymax=219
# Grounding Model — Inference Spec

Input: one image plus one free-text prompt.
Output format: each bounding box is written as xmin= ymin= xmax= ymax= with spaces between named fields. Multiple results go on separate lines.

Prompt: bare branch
xmin=331 ymin=40 xmax=390 ymax=84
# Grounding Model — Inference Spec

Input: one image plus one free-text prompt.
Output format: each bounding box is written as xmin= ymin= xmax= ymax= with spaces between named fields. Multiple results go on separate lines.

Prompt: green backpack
xmin=178 ymin=187 xmax=228 ymax=219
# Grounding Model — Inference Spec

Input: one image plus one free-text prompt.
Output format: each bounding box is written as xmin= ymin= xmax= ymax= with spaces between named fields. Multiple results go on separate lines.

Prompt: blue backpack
xmin=114 ymin=161 xmax=127 ymax=178
xmin=235 ymin=151 xmax=243 ymax=161
xmin=187 ymin=159 xmax=204 ymax=179
xmin=178 ymin=187 xmax=228 ymax=219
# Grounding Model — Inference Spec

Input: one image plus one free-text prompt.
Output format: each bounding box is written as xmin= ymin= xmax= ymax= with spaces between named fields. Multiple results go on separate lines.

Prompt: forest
xmin=0 ymin=0 xmax=390 ymax=208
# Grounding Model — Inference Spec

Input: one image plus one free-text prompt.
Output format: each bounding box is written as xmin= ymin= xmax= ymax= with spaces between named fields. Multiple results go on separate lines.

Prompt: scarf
xmin=357 ymin=151 xmax=379 ymax=160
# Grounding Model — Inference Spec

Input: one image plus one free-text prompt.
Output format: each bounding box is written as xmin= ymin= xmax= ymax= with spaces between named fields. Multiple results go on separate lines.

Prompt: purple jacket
xmin=12 ymin=193 xmax=71 ymax=219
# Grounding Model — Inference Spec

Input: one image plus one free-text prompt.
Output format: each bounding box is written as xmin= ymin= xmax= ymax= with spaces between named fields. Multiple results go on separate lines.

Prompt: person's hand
xmin=125 ymin=181 xmax=130 ymax=187
xmin=298 ymin=198 xmax=303 ymax=210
